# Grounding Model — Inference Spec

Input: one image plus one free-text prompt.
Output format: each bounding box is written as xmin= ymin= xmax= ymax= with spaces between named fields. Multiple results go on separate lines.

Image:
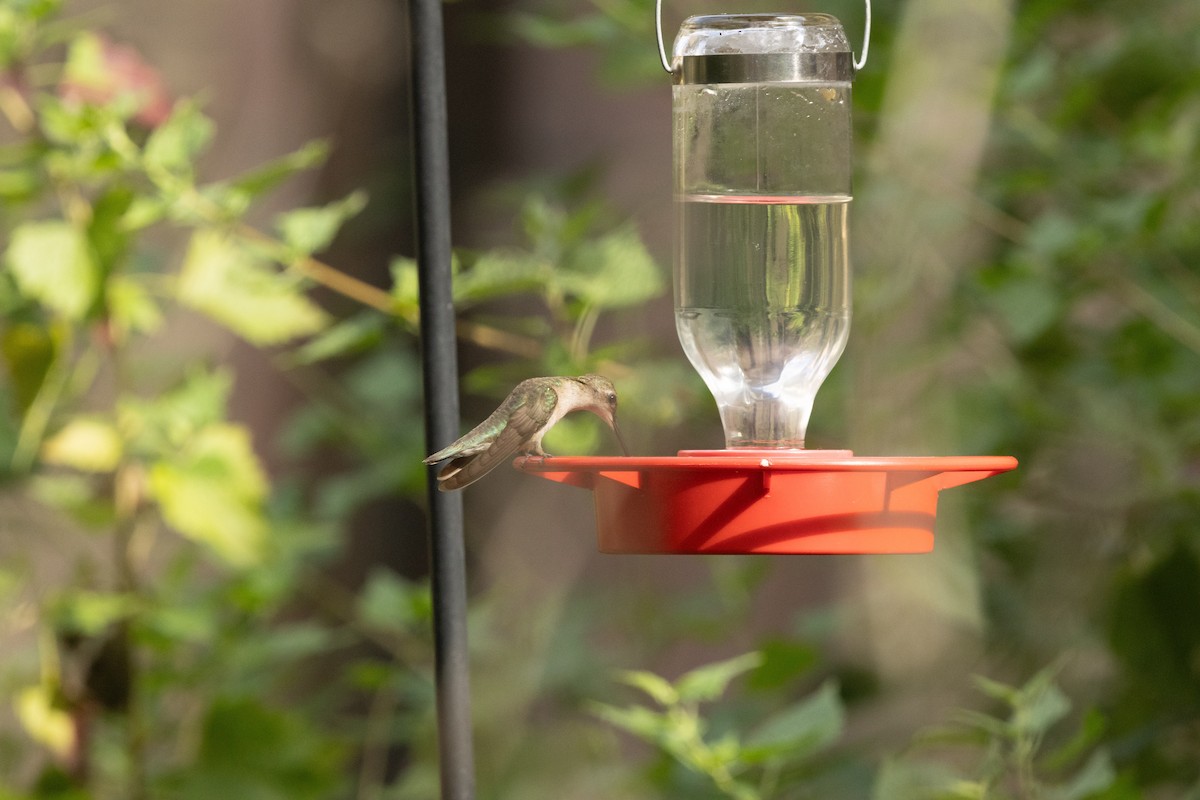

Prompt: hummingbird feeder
xmin=517 ymin=1 xmax=1016 ymax=553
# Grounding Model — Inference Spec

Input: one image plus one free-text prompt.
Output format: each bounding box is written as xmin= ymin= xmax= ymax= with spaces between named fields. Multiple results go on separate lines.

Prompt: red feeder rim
xmin=515 ymin=451 xmax=1017 ymax=555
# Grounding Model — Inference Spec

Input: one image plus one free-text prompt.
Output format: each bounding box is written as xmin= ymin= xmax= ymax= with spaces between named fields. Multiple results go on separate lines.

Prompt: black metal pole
xmin=409 ymin=0 xmax=476 ymax=796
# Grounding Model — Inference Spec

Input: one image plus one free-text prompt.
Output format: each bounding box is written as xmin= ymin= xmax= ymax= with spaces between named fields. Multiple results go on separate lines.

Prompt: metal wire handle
xmin=655 ymin=0 xmax=872 ymax=74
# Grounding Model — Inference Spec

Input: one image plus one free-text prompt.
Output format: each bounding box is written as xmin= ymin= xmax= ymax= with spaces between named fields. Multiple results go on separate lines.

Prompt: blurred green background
xmin=0 ymin=0 xmax=1198 ymax=797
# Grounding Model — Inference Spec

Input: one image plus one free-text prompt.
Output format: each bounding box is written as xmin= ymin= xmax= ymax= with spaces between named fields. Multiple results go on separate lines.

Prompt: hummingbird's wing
xmin=424 ymin=380 xmax=558 ymax=491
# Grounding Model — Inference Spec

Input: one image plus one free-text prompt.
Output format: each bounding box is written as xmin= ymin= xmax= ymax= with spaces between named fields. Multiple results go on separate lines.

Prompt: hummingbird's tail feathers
xmin=433 ymin=455 xmax=475 ymax=491
xmin=423 ymin=444 xmax=459 ymax=465
xmin=431 ymin=420 xmax=531 ymax=491
xmin=424 ymin=417 xmax=511 ymax=465
xmin=434 ymin=450 xmax=511 ymax=492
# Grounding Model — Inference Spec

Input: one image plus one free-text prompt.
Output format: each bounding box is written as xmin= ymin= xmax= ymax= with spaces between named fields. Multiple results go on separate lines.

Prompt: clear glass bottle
xmin=672 ymin=14 xmax=853 ymax=449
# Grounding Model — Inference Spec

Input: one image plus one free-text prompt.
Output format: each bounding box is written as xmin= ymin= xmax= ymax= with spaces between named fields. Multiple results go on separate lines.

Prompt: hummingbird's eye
xmin=607 ymin=392 xmax=616 ymax=404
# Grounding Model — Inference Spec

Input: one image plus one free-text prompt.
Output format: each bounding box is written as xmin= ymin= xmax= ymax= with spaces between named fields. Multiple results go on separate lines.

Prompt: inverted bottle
xmin=671 ymin=14 xmax=853 ymax=448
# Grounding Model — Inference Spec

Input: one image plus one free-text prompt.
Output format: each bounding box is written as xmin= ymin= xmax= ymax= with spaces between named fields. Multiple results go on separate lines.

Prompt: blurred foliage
xmin=0 ymin=2 xmax=407 ymax=796
xmin=594 ymin=652 xmax=844 ymax=799
xmin=876 ymin=666 xmax=1119 ymax=800
xmin=2 ymin=0 xmax=1200 ymax=798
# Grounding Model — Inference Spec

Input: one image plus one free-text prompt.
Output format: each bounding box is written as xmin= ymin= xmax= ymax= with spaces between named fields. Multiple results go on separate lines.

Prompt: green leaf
xmin=0 ymin=7 xmax=42 ymax=69
xmin=61 ymin=32 xmax=108 ymax=93
xmin=871 ymin=758 xmax=963 ymax=800
xmin=192 ymin=181 xmax=252 ymax=221
xmin=453 ymin=250 xmax=549 ymax=306
xmin=142 ymin=604 xmax=218 ymax=644
xmin=1 ymin=321 xmax=57 ymax=413
xmin=148 ymin=423 xmax=269 ymax=567
xmin=1045 ymin=750 xmax=1116 ymax=800
xmin=236 ymin=623 xmax=335 ymax=665
xmin=591 ymin=702 xmax=670 ymax=740
xmin=945 ymin=782 xmax=992 ymax=800
xmin=1042 ymin=708 xmax=1106 ymax=771
xmin=0 ymin=165 xmax=41 ymax=202
xmin=747 ymin=638 xmax=819 ymax=691
xmin=275 ymin=191 xmax=367 ymax=257
xmin=143 ymin=100 xmax=214 ymax=176
xmin=1024 ymin=211 xmax=1085 ymax=259
xmin=107 ymin=274 xmax=163 ymax=339
xmin=289 ymin=312 xmax=386 ymax=365
xmin=166 ymin=697 xmax=341 ymax=800
xmin=120 ymin=195 xmax=166 ymax=231
xmin=951 ymin=708 xmax=1012 ymax=739
xmin=6 ymin=220 xmax=98 ymax=319
xmin=53 ymin=590 xmax=136 ymax=635
xmin=1108 ymin=543 xmax=1200 ymax=706
xmin=618 ymin=669 xmax=678 ymax=706
xmin=183 ymin=423 xmax=268 ymax=498
xmin=987 ymin=273 xmax=1059 ymax=344
xmin=675 ymin=651 xmax=762 ymax=704
xmin=742 ymin=679 xmax=843 ymax=762
xmin=88 ymin=186 xmax=134 ymax=270
xmin=389 ymin=256 xmax=419 ymax=319
xmin=119 ymin=367 xmax=233 ymax=454
xmin=150 ymin=464 xmax=265 ymax=566
xmin=345 ymin=347 xmax=422 ymax=409
xmin=559 ymin=224 xmax=664 ymax=309
xmin=14 ymin=685 xmax=73 ymax=759
xmin=971 ymin=674 xmax=1019 ymax=705
xmin=358 ymin=569 xmax=432 ymax=631
xmin=1012 ymin=671 xmax=1071 ymax=737
xmin=228 ymin=140 xmax=329 ymax=199
xmin=177 ymin=229 xmax=328 ymax=345
xmin=40 ymin=416 xmax=122 ymax=472
xmin=29 ymin=473 xmax=114 ymax=528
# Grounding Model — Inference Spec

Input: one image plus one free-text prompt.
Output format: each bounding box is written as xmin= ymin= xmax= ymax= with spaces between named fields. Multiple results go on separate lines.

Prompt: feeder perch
xmin=518 ymin=452 xmax=1016 ymax=554
xmin=516 ymin=6 xmax=1016 ymax=553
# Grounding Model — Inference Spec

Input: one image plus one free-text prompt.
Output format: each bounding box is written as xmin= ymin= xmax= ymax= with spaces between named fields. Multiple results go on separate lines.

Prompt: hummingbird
xmin=424 ymin=374 xmax=629 ymax=491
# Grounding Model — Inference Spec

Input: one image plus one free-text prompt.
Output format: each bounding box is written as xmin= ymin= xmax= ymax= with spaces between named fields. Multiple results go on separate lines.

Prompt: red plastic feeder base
xmin=514 ymin=450 xmax=1017 ymax=555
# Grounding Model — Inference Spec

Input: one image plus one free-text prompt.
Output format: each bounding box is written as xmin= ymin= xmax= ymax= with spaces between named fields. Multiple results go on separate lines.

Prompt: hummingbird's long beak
xmin=611 ymin=416 xmax=630 ymax=456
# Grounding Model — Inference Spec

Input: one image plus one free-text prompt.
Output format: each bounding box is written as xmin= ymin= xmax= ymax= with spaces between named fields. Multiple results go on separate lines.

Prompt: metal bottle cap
xmin=657 ymin=5 xmax=870 ymax=79
xmin=675 ymin=51 xmax=855 ymax=85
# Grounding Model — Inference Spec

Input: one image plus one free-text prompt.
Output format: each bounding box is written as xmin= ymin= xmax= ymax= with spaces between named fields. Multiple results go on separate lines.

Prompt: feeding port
xmin=518 ymin=452 xmax=1016 ymax=554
